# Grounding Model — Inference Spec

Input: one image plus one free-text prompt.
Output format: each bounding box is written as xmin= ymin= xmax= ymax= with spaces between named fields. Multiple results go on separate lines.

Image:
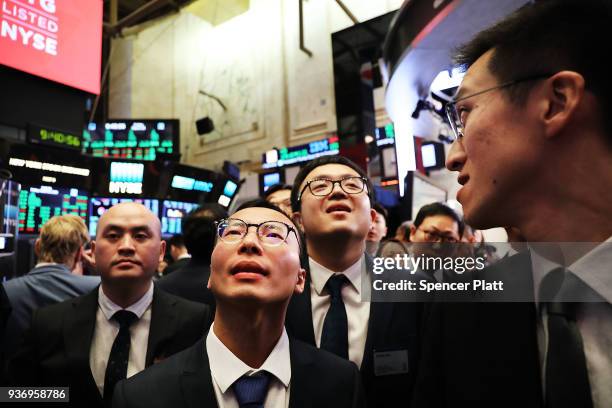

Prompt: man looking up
xmin=287 ymin=156 xmax=424 ymax=407
xmin=10 ymin=203 xmax=210 ymax=408
xmin=112 ymin=200 xmax=365 ymax=408
xmin=414 ymin=1 xmax=612 ymax=407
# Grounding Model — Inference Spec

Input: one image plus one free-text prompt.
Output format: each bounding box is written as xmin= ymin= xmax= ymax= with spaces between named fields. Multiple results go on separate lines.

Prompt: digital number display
xmin=28 ymin=125 xmax=82 ymax=150
xmin=18 ymin=185 xmax=88 ymax=234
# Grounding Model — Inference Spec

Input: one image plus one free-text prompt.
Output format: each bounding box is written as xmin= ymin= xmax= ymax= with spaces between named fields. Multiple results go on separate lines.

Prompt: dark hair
xmin=290 ymin=156 xmax=374 ymax=213
xmin=372 ymin=203 xmax=388 ymax=221
xmin=454 ymin=0 xmax=612 ymax=138
xmin=234 ymin=199 xmax=309 ymax=271
xmin=182 ymin=204 xmax=228 ymax=262
xmin=167 ymin=234 xmax=185 ymax=248
xmin=413 ymin=202 xmax=464 ymax=237
xmin=263 ymin=184 xmax=292 ymax=200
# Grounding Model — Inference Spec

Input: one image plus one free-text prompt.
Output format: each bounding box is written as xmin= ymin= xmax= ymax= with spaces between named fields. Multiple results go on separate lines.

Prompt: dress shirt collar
xmin=34 ymin=262 xmax=62 ymax=269
xmin=309 ymin=255 xmax=364 ymax=296
xmin=530 ymin=236 xmax=612 ymax=304
xmin=98 ymin=282 xmax=154 ymax=321
xmin=206 ymin=322 xmax=291 ymax=393
xmin=177 ymin=254 xmax=192 ymax=260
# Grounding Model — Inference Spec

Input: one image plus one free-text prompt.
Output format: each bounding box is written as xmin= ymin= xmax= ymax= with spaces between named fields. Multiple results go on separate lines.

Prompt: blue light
xmin=223 ymin=180 xmax=238 ymax=197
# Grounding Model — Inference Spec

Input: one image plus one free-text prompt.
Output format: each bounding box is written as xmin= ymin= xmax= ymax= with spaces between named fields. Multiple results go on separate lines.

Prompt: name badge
xmin=373 ymin=349 xmax=409 ymax=376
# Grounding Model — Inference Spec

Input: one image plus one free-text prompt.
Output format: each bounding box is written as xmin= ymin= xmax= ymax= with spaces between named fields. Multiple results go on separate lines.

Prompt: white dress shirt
xmin=90 ymin=284 xmax=153 ymax=396
xmin=309 ymin=255 xmax=370 ymax=368
xmin=531 ymin=237 xmax=612 ymax=408
xmin=206 ymin=323 xmax=291 ymax=408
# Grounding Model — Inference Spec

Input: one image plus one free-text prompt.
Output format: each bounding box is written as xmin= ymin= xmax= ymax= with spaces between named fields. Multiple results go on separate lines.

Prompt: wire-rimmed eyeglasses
xmin=298 ymin=176 xmax=367 ymax=201
xmin=445 ymin=74 xmax=553 ymax=140
xmin=216 ymin=218 xmax=298 ymax=247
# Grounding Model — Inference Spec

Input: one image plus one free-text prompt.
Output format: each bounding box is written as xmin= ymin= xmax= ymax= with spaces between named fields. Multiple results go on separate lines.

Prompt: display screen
xmin=28 ymin=124 xmax=82 ymax=150
xmin=109 ymin=161 xmax=144 ymax=195
xmin=161 ymin=200 xmax=198 ymax=235
xmin=171 ymin=175 xmax=213 ymax=192
xmin=223 ymin=180 xmax=238 ymax=198
xmin=262 ymin=135 xmax=340 ymax=169
xmin=88 ymin=197 xmax=159 ymax=236
xmin=0 ymin=0 xmax=103 ymax=94
xmin=262 ymin=173 xmax=280 ymax=192
xmin=18 ymin=185 xmax=88 ymax=234
xmin=83 ymin=120 xmax=178 ymax=161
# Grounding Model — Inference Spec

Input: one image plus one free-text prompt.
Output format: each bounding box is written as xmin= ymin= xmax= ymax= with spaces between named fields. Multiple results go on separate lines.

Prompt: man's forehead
xmin=98 ymin=203 xmax=160 ymax=232
xmin=422 ymin=215 xmax=458 ymax=230
xmin=303 ymin=164 xmax=359 ymax=182
xmin=455 ymin=50 xmax=496 ymax=100
xmin=268 ymin=189 xmax=291 ymax=201
xmin=232 ymin=207 xmax=293 ymax=225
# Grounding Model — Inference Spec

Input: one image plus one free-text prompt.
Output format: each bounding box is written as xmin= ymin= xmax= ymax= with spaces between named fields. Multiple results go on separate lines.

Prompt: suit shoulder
xmin=291 ymin=339 xmax=359 ymax=373
xmin=155 ymin=288 xmax=211 ymax=317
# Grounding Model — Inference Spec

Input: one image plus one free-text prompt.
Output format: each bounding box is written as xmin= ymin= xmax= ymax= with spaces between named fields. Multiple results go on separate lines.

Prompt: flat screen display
xmin=0 ymin=0 xmax=103 ymax=94
xmin=263 ymin=173 xmax=280 ymax=192
xmin=83 ymin=120 xmax=178 ymax=161
xmin=161 ymin=200 xmax=198 ymax=235
xmin=89 ymin=197 xmax=159 ymax=236
xmin=18 ymin=185 xmax=88 ymax=234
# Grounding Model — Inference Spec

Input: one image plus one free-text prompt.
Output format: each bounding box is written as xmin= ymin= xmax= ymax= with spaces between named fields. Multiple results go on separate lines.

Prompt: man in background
xmin=2 ymin=214 xmax=100 ymax=364
xmin=264 ymin=184 xmax=293 ymax=217
xmin=162 ymin=235 xmax=191 ymax=275
xmin=365 ymin=203 xmax=388 ymax=257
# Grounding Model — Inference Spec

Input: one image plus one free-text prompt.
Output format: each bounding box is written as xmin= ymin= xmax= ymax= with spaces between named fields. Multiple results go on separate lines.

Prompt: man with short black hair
xmin=112 ymin=199 xmax=365 ymax=408
xmin=415 ymin=1 xmax=612 ymax=407
xmin=157 ymin=204 xmax=227 ymax=307
xmin=264 ymin=183 xmax=293 ymax=216
xmin=365 ymin=203 xmax=388 ymax=256
xmin=162 ymin=235 xmax=190 ymax=275
xmin=287 ymin=156 xmax=424 ymax=408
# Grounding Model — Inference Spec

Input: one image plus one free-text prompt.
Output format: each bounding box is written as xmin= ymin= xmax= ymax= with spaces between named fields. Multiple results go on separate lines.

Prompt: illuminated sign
xmin=262 ymin=136 xmax=340 ymax=169
xmin=108 ymin=162 xmax=143 ymax=195
xmin=18 ymin=185 xmax=88 ymax=233
xmin=376 ymin=123 xmax=395 ymax=147
xmin=0 ymin=0 xmax=103 ymax=94
xmin=171 ymin=175 xmax=213 ymax=192
xmin=9 ymin=157 xmax=90 ymax=177
xmin=83 ymin=120 xmax=178 ymax=161
xmin=223 ymin=180 xmax=238 ymax=197
xmin=161 ymin=200 xmax=198 ymax=235
xmin=89 ymin=197 xmax=159 ymax=236
xmin=28 ymin=124 xmax=81 ymax=150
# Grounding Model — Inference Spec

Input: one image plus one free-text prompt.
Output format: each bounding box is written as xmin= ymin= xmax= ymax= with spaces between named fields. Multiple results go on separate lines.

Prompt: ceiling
xmin=102 ymin=0 xmax=250 ymax=36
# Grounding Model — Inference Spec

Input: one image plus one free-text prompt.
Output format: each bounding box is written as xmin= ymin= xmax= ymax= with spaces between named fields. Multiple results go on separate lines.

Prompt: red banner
xmin=0 ymin=0 xmax=103 ymax=94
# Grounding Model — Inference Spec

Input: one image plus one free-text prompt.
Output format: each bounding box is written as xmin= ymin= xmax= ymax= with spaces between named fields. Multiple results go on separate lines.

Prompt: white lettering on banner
xmin=1 ymin=0 xmax=59 ymax=56
xmin=109 ymin=182 xmax=143 ymax=195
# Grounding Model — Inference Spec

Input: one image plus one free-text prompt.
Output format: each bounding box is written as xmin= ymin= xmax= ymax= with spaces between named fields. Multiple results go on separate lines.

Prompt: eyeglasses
xmin=298 ymin=176 xmax=367 ymax=201
xmin=216 ymin=218 xmax=298 ymax=247
xmin=445 ymin=74 xmax=553 ymax=140
xmin=417 ymin=228 xmax=459 ymax=243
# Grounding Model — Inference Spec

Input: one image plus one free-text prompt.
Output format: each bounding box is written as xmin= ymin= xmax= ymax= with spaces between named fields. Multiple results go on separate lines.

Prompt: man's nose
xmin=238 ymin=227 xmax=263 ymax=255
xmin=446 ymin=140 xmax=467 ymax=172
xmin=118 ymin=235 xmax=136 ymax=253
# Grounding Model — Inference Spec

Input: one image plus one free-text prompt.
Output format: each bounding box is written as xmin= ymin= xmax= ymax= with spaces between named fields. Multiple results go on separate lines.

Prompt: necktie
xmin=232 ymin=372 xmax=271 ymax=408
xmin=103 ymin=310 xmax=138 ymax=405
xmin=540 ymin=268 xmax=593 ymax=408
xmin=320 ymin=274 xmax=349 ymax=359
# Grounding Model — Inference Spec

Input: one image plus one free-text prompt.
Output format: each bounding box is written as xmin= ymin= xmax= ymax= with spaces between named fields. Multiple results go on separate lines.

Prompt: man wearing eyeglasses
xmin=112 ymin=199 xmax=366 ymax=408
xmin=286 ymin=156 xmax=425 ymax=408
xmin=414 ymin=1 xmax=612 ymax=407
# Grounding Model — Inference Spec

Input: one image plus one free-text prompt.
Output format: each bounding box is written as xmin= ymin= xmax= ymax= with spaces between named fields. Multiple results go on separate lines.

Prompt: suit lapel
xmin=288 ymin=340 xmax=314 ymax=408
xmin=63 ymin=288 xmax=101 ymax=398
xmin=286 ymin=277 xmax=316 ymax=345
xmin=180 ymin=338 xmax=218 ymax=408
xmin=145 ymin=287 xmax=178 ymax=366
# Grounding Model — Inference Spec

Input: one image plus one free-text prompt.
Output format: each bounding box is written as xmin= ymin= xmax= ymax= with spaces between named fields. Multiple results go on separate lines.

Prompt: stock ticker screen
xmin=89 ymin=197 xmax=159 ymax=236
xmin=18 ymin=185 xmax=88 ymax=234
xmin=161 ymin=200 xmax=198 ymax=235
xmin=83 ymin=120 xmax=178 ymax=161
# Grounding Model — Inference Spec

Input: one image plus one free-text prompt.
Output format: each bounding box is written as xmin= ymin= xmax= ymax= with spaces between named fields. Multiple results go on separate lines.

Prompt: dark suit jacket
xmin=2 ymin=264 xmax=100 ymax=361
xmin=412 ymin=251 xmax=543 ymax=408
xmin=0 ymin=284 xmax=11 ymax=385
xmin=157 ymin=259 xmax=215 ymax=308
xmin=163 ymin=257 xmax=191 ymax=276
xmin=285 ymin=255 xmax=426 ymax=408
xmin=113 ymin=336 xmax=366 ymax=408
xmin=8 ymin=286 xmax=212 ymax=408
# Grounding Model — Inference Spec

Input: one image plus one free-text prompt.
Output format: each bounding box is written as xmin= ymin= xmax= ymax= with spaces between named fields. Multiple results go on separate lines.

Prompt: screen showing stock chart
xmin=89 ymin=197 xmax=159 ymax=236
xmin=18 ymin=185 xmax=88 ymax=234
xmin=161 ymin=200 xmax=198 ymax=235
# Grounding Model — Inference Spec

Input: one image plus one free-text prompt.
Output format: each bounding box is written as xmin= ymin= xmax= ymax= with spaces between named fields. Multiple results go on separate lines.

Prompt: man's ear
xmin=90 ymin=240 xmax=97 ymax=263
xmin=292 ymin=212 xmax=304 ymax=231
xmin=409 ymin=225 xmax=417 ymax=242
xmin=370 ymin=209 xmax=377 ymax=225
xmin=159 ymin=240 xmax=167 ymax=263
xmin=541 ymin=71 xmax=585 ymax=139
xmin=294 ymin=268 xmax=306 ymax=295
xmin=34 ymin=238 xmax=41 ymax=258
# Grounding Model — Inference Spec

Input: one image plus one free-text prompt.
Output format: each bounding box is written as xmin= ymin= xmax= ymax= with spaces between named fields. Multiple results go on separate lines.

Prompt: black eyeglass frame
xmin=445 ymin=73 xmax=554 ymax=140
xmin=216 ymin=217 xmax=299 ymax=246
xmin=298 ymin=176 xmax=368 ymax=201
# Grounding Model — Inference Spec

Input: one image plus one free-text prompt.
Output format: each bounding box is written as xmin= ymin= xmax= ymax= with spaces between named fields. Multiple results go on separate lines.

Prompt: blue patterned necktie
xmin=232 ymin=372 xmax=271 ymax=408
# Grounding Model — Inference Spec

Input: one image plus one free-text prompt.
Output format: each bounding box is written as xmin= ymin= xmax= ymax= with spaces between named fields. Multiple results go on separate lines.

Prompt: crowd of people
xmin=0 ymin=1 xmax=610 ymax=407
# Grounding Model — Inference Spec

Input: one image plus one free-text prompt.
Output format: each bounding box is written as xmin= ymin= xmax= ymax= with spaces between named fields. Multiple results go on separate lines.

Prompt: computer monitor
xmin=160 ymin=200 xmax=198 ymax=235
xmin=88 ymin=197 xmax=159 ymax=236
xmin=18 ymin=185 xmax=88 ymax=234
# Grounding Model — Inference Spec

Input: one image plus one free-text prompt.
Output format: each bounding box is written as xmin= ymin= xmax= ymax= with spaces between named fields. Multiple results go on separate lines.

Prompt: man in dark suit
xmin=2 ymin=214 xmax=100 ymax=364
xmin=113 ymin=200 xmax=365 ymax=408
xmin=161 ymin=235 xmax=191 ymax=275
xmin=9 ymin=202 xmax=211 ymax=408
xmin=287 ymin=156 xmax=425 ymax=408
xmin=157 ymin=204 xmax=227 ymax=307
xmin=414 ymin=1 xmax=612 ymax=407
